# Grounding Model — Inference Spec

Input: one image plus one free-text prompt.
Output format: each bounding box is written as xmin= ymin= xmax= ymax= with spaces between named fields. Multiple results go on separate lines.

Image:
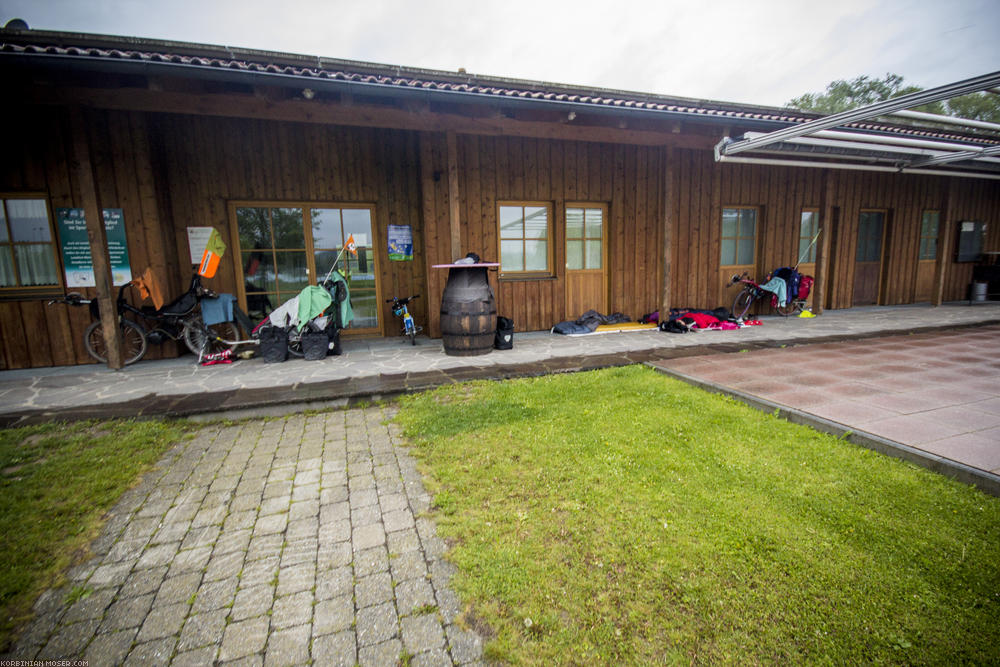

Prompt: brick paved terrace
xmin=6 ymin=406 xmax=484 ymax=666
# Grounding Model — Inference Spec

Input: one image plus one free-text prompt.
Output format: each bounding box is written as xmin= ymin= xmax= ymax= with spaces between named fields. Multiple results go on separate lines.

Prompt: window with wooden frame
xmin=720 ymin=207 xmax=757 ymax=266
xmin=919 ymin=210 xmax=940 ymax=260
xmin=0 ymin=195 xmax=61 ymax=296
xmin=856 ymin=210 xmax=886 ymax=263
xmin=799 ymin=209 xmax=819 ymax=263
xmin=231 ymin=202 xmax=379 ymax=332
xmin=498 ymin=202 xmax=553 ymax=277
xmin=565 ymin=204 xmax=606 ymax=270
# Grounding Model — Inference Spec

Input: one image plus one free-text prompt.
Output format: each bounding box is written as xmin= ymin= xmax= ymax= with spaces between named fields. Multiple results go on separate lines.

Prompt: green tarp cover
xmin=296 ymin=285 xmax=332 ymax=332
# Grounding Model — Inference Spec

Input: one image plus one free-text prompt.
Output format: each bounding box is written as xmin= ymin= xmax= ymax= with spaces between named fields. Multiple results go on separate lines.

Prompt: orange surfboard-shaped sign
xmin=198 ymin=228 xmax=227 ymax=278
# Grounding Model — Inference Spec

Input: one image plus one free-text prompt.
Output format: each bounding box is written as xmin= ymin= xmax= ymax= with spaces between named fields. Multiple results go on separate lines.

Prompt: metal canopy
xmin=714 ymin=71 xmax=1000 ymax=180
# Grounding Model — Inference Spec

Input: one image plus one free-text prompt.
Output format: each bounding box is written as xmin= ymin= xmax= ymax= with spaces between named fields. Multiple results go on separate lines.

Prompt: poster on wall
xmin=387 ymin=224 xmax=413 ymax=261
xmin=187 ymin=226 xmax=216 ymax=264
xmin=56 ymin=208 xmax=132 ymax=287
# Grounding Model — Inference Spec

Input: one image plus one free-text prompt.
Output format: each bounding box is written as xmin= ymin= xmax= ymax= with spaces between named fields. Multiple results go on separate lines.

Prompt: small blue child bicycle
xmin=386 ymin=295 xmax=422 ymax=344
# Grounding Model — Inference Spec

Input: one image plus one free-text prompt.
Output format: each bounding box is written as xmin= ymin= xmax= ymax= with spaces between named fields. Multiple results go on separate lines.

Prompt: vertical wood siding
xmin=0 ymin=106 xmax=177 ymax=369
xmin=147 ymin=114 xmax=426 ymax=337
xmin=2 ymin=106 xmax=998 ymax=369
xmin=0 ymin=109 xmax=426 ymax=368
xmin=419 ymin=134 xmax=663 ymax=334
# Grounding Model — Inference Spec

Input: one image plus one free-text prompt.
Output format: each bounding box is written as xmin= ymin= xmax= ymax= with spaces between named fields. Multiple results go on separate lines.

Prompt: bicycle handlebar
xmin=385 ymin=294 xmax=420 ymax=304
xmin=48 ymin=293 xmax=89 ymax=306
xmin=728 ymin=272 xmax=750 ymax=287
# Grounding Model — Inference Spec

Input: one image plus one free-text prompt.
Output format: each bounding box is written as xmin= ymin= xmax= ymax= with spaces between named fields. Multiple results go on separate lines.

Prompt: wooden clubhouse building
xmin=1 ymin=27 xmax=998 ymax=369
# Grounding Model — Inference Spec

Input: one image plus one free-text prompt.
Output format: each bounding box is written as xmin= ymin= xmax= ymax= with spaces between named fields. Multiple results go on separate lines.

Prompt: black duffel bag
xmin=494 ymin=316 xmax=514 ymax=350
xmin=258 ymin=326 xmax=289 ymax=363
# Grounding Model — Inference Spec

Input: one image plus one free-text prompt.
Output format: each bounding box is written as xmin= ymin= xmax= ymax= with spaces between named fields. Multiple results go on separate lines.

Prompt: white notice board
xmin=187 ymin=227 xmax=215 ymax=264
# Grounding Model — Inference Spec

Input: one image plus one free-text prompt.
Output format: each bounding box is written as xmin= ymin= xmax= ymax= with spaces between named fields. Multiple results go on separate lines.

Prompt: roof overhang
xmin=715 ymin=71 xmax=1000 ymax=180
xmin=3 ymin=28 xmax=1000 ymax=165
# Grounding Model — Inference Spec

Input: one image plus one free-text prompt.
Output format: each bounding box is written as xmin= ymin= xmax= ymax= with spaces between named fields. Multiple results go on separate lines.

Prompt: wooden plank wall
xmin=3 ymin=106 xmax=999 ymax=369
xmin=941 ymin=178 xmax=1000 ymax=301
xmin=148 ymin=114 xmax=427 ymax=337
xmin=825 ymin=171 xmax=945 ymax=309
xmin=420 ymin=133 xmax=663 ymax=334
xmin=0 ymin=106 xmax=176 ymax=369
xmin=676 ymin=151 xmax=999 ymax=312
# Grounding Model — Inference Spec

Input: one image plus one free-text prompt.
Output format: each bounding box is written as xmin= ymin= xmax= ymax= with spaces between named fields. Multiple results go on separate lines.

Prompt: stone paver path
xmin=10 ymin=406 xmax=484 ymax=666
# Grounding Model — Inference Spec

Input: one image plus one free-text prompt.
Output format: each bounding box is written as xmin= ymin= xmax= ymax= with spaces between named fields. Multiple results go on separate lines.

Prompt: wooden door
xmin=914 ymin=261 xmax=936 ymax=301
xmin=853 ymin=210 xmax=885 ymax=306
xmin=718 ymin=207 xmax=759 ymax=309
xmin=565 ymin=204 xmax=607 ymax=318
xmin=914 ymin=210 xmax=940 ymax=302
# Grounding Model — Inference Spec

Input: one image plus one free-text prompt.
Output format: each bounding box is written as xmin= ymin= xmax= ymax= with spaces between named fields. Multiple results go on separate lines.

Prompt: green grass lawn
xmin=395 ymin=366 xmax=1000 ymax=665
xmin=0 ymin=419 xmax=190 ymax=651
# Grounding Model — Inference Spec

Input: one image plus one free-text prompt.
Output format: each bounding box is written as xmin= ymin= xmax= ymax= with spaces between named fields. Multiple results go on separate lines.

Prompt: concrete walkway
xmin=8 ymin=405 xmax=484 ymax=666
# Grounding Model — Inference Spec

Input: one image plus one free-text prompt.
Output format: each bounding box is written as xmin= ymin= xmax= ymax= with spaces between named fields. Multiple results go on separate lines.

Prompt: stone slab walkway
xmin=6 ymin=405 xmax=484 ymax=666
xmin=2 ymin=303 xmax=998 ymax=426
xmin=648 ymin=324 xmax=1000 ymax=493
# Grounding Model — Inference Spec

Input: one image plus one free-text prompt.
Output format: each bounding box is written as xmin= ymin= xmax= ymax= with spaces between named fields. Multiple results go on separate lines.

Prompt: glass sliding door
xmin=233 ymin=203 xmax=380 ymax=333
xmin=236 ymin=207 xmax=306 ymax=315
xmin=312 ymin=207 xmax=378 ymax=330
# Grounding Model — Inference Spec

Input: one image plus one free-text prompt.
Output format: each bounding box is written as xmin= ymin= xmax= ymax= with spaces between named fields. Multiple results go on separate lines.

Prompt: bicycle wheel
xmin=287 ymin=329 xmax=304 ymax=358
xmin=775 ymin=299 xmax=801 ymax=317
xmin=731 ymin=289 xmax=755 ymax=320
xmin=85 ymin=319 xmax=147 ymax=365
xmin=183 ymin=316 xmax=239 ymax=356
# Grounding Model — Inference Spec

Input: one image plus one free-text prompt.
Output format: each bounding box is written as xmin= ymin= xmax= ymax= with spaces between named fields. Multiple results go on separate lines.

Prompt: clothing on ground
xmin=552 ymin=309 xmax=630 ymax=335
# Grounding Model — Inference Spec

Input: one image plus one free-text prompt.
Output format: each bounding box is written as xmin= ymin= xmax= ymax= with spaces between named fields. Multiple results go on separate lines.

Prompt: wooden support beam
xmin=812 ymin=169 xmax=836 ymax=314
xmin=659 ymin=146 xmax=675 ymax=317
xmin=446 ymin=131 xmax=462 ymax=261
xmin=932 ymin=178 xmax=956 ymax=306
xmin=28 ymin=85 xmax=719 ymax=150
xmin=417 ymin=131 xmax=444 ymax=338
xmin=69 ymin=108 xmax=123 ymax=369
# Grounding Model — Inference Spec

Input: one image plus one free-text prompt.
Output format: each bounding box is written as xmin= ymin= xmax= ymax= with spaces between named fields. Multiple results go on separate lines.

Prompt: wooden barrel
xmin=440 ymin=266 xmax=496 ymax=356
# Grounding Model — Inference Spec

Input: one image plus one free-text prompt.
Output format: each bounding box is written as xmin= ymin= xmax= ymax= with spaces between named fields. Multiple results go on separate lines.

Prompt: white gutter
xmin=716 ymin=154 xmax=1000 ymax=180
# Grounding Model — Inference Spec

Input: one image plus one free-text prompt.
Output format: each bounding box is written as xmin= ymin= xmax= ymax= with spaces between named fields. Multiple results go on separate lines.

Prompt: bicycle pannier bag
xmin=259 ymin=326 xmax=288 ymax=363
xmin=301 ymin=330 xmax=329 ymax=361
xmin=494 ymin=316 xmax=514 ymax=350
xmin=798 ymin=276 xmax=814 ymax=300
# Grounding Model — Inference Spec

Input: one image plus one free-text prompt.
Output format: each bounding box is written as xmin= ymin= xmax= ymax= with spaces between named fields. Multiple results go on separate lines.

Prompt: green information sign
xmin=56 ymin=208 xmax=132 ymax=287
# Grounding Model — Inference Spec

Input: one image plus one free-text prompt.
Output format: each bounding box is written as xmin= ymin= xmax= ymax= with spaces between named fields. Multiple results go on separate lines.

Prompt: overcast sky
xmin=2 ymin=0 xmax=998 ymax=108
